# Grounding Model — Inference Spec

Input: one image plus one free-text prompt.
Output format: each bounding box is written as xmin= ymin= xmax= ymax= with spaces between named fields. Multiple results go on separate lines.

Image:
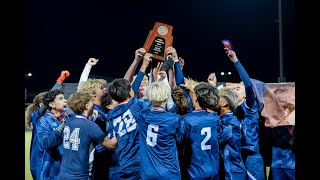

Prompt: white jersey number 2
xmin=201 ymin=127 xmax=211 ymax=150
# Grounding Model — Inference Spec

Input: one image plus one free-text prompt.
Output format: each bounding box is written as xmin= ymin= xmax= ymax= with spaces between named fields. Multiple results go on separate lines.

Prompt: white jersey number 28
xmin=113 ymin=110 xmax=137 ymax=137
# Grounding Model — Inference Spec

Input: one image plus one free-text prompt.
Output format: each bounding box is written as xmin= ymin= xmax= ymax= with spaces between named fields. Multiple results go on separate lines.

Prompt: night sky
xmin=24 ymin=0 xmax=296 ymax=92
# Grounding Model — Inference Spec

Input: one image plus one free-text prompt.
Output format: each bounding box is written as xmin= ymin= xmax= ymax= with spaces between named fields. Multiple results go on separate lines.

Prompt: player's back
xmin=59 ymin=115 xmax=106 ymax=179
xmin=138 ymin=107 xmax=181 ymax=180
xmin=181 ymin=110 xmax=220 ymax=180
xmin=107 ymin=97 xmax=143 ymax=179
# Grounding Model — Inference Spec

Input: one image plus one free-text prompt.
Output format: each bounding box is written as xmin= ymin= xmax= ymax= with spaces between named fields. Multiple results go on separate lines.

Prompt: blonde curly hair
xmin=25 ymin=91 xmax=47 ymax=128
xmin=78 ymin=78 xmax=106 ymax=95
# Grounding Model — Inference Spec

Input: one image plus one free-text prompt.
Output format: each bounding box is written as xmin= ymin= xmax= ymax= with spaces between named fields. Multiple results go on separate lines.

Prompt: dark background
xmin=24 ymin=0 xmax=295 ymax=94
xmin=17 ymin=1 xmax=318 ymax=179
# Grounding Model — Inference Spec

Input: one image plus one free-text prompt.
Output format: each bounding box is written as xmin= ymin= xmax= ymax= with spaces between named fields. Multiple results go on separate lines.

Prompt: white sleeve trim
xmin=77 ymin=63 xmax=92 ymax=92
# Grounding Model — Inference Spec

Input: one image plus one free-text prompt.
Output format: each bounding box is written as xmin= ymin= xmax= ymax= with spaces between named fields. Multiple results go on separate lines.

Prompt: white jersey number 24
xmin=63 ymin=126 xmax=80 ymax=151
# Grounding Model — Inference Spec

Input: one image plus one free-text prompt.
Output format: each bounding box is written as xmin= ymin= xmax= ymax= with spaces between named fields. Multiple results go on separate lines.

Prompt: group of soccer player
xmin=26 ymin=44 xmax=295 ymax=180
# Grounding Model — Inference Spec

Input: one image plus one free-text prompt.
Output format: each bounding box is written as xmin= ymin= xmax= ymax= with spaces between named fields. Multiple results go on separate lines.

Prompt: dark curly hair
xmin=108 ymin=78 xmax=131 ymax=102
xmin=101 ymin=92 xmax=113 ymax=113
xmin=42 ymin=89 xmax=64 ymax=111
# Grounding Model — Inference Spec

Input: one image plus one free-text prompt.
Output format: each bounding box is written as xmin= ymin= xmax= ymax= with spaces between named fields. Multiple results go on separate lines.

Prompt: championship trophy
xmin=143 ymin=22 xmax=173 ymax=62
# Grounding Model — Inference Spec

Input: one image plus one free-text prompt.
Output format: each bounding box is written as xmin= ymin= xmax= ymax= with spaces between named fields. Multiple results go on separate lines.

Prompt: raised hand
xmin=57 ymin=70 xmax=70 ymax=84
xmin=135 ymin=48 xmax=146 ymax=61
xmin=140 ymin=53 xmax=153 ymax=72
xmin=180 ymin=78 xmax=193 ymax=92
xmin=224 ymin=47 xmax=238 ymax=63
xmin=159 ymin=70 xmax=167 ymax=80
xmin=165 ymin=46 xmax=178 ymax=60
xmin=207 ymin=72 xmax=217 ymax=87
xmin=153 ymin=61 xmax=163 ymax=81
xmin=179 ymin=57 xmax=185 ymax=70
xmin=123 ymin=48 xmax=147 ymax=81
xmin=87 ymin=58 xmax=99 ymax=66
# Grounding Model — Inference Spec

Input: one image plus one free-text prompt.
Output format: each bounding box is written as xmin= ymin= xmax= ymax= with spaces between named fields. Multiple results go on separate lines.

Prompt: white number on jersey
xmin=146 ymin=124 xmax=159 ymax=147
xmin=113 ymin=110 xmax=137 ymax=137
xmin=201 ymin=127 xmax=211 ymax=150
xmin=63 ymin=126 xmax=81 ymax=151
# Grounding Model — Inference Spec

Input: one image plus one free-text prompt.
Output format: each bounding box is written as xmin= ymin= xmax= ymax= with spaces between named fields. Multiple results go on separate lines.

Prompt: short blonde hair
xmin=146 ymin=81 xmax=170 ymax=105
xmin=219 ymin=87 xmax=238 ymax=111
xmin=78 ymin=78 xmax=106 ymax=95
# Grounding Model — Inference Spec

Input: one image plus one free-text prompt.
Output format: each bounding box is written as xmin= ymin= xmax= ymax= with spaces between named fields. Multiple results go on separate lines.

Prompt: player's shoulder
xmin=181 ymin=111 xmax=198 ymax=119
xmin=37 ymin=113 xmax=52 ymax=122
xmin=165 ymin=111 xmax=180 ymax=118
xmin=208 ymin=111 xmax=220 ymax=118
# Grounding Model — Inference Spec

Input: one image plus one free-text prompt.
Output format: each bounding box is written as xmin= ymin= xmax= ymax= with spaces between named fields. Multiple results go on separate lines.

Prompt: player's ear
xmin=129 ymin=88 xmax=134 ymax=99
xmin=49 ymin=102 xmax=55 ymax=108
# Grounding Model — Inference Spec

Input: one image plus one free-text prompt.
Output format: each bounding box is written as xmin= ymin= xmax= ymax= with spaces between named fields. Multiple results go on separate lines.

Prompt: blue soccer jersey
xmin=218 ymin=111 xmax=246 ymax=180
xmin=29 ymin=110 xmax=43 ymax=179
xmin=106 ymin=96 xmax=146 ymax=180
xmin=91 ymin=103 xmax=108 ymax=152
xmin=138 ymin=106 xmax=181 ymax=180
xmin=234 ymin=60 xmax=265 ymax=180
xmin=174 ymin=60 xmax=194 ymax=112
xmin=271 ymin=146 xmax=295 ymax=169
xmin=269 ymin=125 xmax=295 ymax=180
xmin=36 ymin=113 xmax=64 ymax=180
xmin=233 ymin=60 xmax=261 ymax=152
xmin=58 ymin=115 xmax=106 ymax=180
xmin=180 ymin=110 xmax=220 ymax=180
xmin=238 ymin=101 xmax=260 ymax=152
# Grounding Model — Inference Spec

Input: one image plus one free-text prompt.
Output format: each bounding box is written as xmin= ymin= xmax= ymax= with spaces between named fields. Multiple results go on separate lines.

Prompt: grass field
xmin=25 ymin=131 xmax=32 ymax=180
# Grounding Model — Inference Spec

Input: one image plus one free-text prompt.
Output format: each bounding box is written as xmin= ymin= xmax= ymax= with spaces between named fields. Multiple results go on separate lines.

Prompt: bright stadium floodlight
xmin=228 ymin=72 xmax=231 ymax=75
xmin=220 ymin=72 xmax=225 ymax=75
xmin=27 ymin=73 xmax=32 ymax=77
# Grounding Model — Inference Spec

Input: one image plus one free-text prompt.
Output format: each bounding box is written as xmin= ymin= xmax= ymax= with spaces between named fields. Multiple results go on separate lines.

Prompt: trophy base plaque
xmin=143 ymin=22 xmax=173 ymax=62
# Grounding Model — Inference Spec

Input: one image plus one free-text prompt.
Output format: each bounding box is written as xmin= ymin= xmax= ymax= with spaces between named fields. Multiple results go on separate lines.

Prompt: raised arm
xmin=165 ymin=47 xmax=185 ymax=86
xmin=168 ymin=68 xmax=175 ymax=88
xmin=131 ymin=53 xmax=152 ymax=93
xmin=38 ymin=70 xmax=70 ymax=116
xmin=180 ymin=78 xmax=196 ymax=109
xmin=123 ymin=48 xmax=146 ymax=82
xmin=224 ymin=47 xmax=255 ymax=108
xmin=77 ymin=58 xmax=99 ymax=92
xmin=152 ymin=61 xmax=163 ymax=82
